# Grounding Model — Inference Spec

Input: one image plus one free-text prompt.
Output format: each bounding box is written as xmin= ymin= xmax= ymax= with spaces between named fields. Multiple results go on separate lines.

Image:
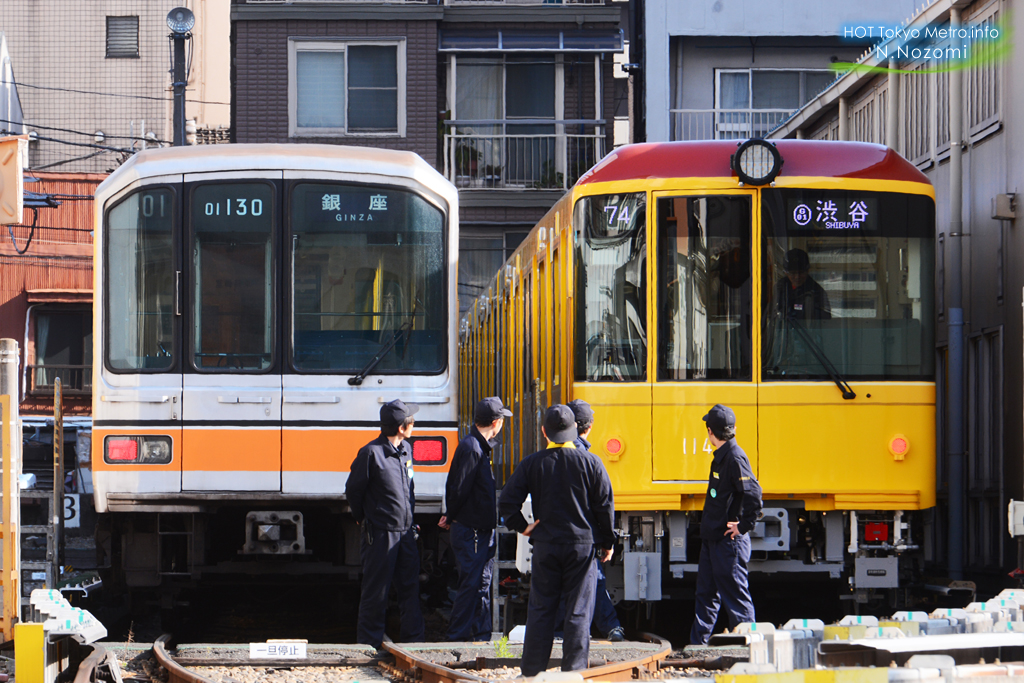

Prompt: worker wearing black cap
xmin=775 ymin=248 xmax=831 ymax=321
xmin=499 ymin=404 xmax=616 ymax=676
xmin=439 ymin=396 xmax=512 ymax=641
xmin=689 ymin=404 xmax=762 ymax=645
xmin=346 ymin=399 xmax=426 ymax=648
xmin=553 ymin=399 xmax=625 ymax=642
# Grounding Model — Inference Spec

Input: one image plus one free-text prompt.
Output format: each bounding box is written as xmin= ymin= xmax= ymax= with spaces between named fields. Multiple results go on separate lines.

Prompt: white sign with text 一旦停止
xmin=250 ymin=641 xmax=307 ymax=659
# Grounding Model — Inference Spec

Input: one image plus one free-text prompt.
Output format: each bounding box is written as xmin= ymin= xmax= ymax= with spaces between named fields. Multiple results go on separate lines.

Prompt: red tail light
xmin=410 ymin=437 xmax=447 ymax=465
xmin=107 ymin=439 xmax=139 ymax=462
xmin=104 ymin=436 xmax=172 ymax=464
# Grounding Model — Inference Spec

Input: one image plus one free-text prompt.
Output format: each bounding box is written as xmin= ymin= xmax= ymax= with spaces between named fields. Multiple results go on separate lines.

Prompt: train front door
xmin=651 ymin=191 xmax=758 ymax=485
xmin=181 ymin=174 xmax=283 ymax=491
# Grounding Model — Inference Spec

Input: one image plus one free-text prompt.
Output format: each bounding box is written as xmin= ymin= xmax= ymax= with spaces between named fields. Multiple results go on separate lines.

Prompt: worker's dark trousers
xmin=522 ymin=542 xmax=597 ymax=676
xmin=447 ymin=522 xmax=496 ymax=641
xmin=357 ymin=525 xmax=425 ymax=648
xmin=689 ymin=535 xmax=756 ymax=645
xmin=554 ymin=561 xmax=620 ymax=637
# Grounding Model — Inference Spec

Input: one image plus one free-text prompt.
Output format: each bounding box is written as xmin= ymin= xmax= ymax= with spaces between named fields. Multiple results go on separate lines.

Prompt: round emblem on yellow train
xmin=888 ymin=434 xmax=910 ymax=461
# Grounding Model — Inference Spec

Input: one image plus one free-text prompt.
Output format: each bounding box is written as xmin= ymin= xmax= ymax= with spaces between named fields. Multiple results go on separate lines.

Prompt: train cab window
xmin=289 ymin=183 xmax=446 ymax=373
xmin=573 ymin=193 xmax=646 ymax=382
xmin=190 ymin=183 xmax=275 ymax=371
xmin=656 ymin=195 xmax=752 ymax=380
xmin=105 ymin=188 xmax=175 ymax=372
xmin=761 ymin=190 xmax=936 ymax=381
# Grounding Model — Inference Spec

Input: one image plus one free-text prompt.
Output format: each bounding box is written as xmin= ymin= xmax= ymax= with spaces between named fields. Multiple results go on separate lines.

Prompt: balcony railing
xmin=444 ymin=0 xmax=605 ymax=4
xmin=28 ymin=364 xmax=91 ymax=396
xmin=444 ymin=119 xmax=606 ymax=190
xmin=669 ymin=108 xmax=797 ymax=141
xmin=247 ymin=0 xmax=606 ymax=4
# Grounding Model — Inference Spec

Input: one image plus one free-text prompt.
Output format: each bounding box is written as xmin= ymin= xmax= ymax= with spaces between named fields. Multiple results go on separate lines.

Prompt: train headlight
xmin=104 ymin=436 xmax=173 ymax=464
xmin=731 ymin=139 xmax=783 ymax=186
xmin=888 ymin=434 xmax=910 ymax=461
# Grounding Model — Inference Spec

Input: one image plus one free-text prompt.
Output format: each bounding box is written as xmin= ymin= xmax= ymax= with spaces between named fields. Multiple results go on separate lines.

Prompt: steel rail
xmin=383 ymin=632 xmax=672 ymax=682
xmin=72 ymin=644 xmax=108 ymax=683
xmin=153 ymin=635 xmax=219 ymax=683
xmin=579 ymin=633 xmax=672 ymax=681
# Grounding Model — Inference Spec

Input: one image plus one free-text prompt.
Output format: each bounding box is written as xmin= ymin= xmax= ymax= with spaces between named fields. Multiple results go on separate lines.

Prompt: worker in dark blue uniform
xmin=346 ymin=399 xmax=426 ymax=649
xmin=551 ymin=399 xmax=624 ymax=641
xmin=499 ymin=405 xmax=615 ymax=677
xmin=439 ymin=396 xmax=512 ymax=642
xmin=689 ymin=404 xmax=762 ymax=645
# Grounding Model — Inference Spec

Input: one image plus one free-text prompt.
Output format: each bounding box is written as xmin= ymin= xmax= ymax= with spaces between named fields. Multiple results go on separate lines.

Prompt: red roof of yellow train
xmin=577 ymin=140 xmax=930 ymax=185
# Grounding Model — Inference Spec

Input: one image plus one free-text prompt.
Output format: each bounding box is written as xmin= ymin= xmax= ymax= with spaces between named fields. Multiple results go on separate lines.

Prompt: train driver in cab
xmin=774 ymin=248 xmax=831 ymax=321
xmin=346 ymin=399 xmax=426 ymax=649
xmin=690 ymin=404 xmax=762 ymax=646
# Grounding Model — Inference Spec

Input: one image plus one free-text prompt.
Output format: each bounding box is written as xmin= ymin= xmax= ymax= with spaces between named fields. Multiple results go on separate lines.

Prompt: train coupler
xmin=243 ymin=511 xmax=307 ymax=554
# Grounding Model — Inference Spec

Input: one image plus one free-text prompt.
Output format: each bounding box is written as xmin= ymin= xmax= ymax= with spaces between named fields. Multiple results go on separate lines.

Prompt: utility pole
xmin=166 ymin=8 xmax=195 ymax=147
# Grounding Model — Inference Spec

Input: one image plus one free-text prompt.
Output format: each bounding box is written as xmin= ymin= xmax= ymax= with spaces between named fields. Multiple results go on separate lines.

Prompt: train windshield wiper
xmin=785 ymin=317 xmax=856 ymax=400
xmin=348 ymin=321 xmax=412 ymax=386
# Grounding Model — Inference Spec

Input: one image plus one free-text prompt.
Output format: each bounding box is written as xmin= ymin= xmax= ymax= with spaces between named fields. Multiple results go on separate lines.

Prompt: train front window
xmin=289 ymin=183 xmax=446 ymax=373
xmin=191 ymin=183 xmax=275 ymax=371
xmin=656 ymin=195 xmax=752 ymax=380
xmin=574 ymin=193 xmax=646 ymax=382
xmin=761 ymin=189 xmax=935 ymax=381
xmin=105 ymin=188 xmax=175 ymax=371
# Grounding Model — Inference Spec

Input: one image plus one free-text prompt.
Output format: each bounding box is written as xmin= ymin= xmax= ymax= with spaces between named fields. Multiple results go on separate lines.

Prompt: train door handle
xmin=175 ymin=271 xmax=182 ymax=316
xmin=102 ymin=395 xmax=171 ymax=404
xmin=217 ymin=396 xmax=273 ymax=404
xmin=283 ymin=396 xmax=341 ymax=404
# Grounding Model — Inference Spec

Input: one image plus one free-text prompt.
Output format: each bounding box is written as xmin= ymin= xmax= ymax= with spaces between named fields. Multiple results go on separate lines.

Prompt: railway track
xmin=144 ymin=632 xmax=673 ymax=683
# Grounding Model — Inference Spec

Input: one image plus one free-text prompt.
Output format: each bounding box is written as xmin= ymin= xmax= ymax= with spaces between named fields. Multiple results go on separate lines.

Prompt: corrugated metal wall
xmin=0 ymin=171 xmax=104 ymax=415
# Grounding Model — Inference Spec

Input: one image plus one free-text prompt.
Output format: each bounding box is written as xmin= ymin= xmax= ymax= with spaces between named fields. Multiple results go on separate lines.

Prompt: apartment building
xmin=642 ymin=0 xmax=918 ymax=142
xmin=231 ymin=0 xmax=624 ymax=313
xmin=0 ymin=0 xmax=231 ymax=172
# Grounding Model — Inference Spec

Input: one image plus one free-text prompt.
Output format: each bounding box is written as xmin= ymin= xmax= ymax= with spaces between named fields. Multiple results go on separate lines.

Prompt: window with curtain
xmin=32 ymin=308 xmax=92 ymax=394
xmin=452 ymin=56 xmax=556 ymax=185
xmin=290 ymin=40 xmax=404 ymax=136
xmin=715 ymin=69 xmax=834 ymax=139
xmin=716 ymin=69 xmax=835 ymax=111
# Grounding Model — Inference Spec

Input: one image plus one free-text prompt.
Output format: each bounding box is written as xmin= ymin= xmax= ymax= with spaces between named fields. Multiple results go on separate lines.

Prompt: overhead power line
xmin=1 ymin=78 xmax=230 ymax=106
xmin=0 ymin=117 xmax=172 ymax=145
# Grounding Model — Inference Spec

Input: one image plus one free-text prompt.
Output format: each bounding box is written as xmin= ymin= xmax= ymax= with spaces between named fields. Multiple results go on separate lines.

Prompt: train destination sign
xmin=292 ymin=183 xmax=421 ymax=234
xmin=787 ymin=196 xmax=878 ymax=232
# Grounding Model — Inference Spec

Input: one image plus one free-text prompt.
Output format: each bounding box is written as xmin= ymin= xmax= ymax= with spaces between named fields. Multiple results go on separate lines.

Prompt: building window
xmin=106 ymin=16 xmax=139 ymax=59
xmin=713 ymin=69 xmax=833 ymax=138
xmin=289 ymin=40 xmax=405 ymax=137
xmin=451 ymin=56 xmax=557 ymax=186
xmin=30 ymin=307 xmax=92 ymax=395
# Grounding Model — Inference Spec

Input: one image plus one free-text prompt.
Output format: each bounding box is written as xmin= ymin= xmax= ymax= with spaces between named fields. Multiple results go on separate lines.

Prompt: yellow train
xmin=460 ymin=139 xmax=935 ymax=603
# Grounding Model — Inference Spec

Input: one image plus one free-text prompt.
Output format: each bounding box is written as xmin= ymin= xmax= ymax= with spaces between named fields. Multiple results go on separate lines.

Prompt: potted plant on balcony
xmin=454 ymin=143 xmax=480 ymax=181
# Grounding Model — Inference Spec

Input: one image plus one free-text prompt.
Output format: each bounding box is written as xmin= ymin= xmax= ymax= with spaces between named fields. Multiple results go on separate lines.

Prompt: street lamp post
xmin=167 ymin=7 xmax=195 ymax=147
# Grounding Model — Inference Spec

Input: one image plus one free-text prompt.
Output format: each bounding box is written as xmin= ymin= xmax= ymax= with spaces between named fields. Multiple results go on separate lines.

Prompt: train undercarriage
xmin=607 ymin=508 xmax=928 ymax=607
